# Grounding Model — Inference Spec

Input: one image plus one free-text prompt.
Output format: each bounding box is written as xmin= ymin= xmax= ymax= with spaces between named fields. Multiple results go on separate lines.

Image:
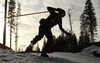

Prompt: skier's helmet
xmin=57 ymin=8 xmax=66 ymax=17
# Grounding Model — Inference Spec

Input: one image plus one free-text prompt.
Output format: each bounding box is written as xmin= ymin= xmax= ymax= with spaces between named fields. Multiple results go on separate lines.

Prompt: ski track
xmin=0 ymin=52 xmax=75 ymax=63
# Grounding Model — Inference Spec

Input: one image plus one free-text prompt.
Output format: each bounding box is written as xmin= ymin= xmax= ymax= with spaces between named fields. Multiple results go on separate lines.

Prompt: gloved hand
xmin=66 ymin=33 xmax=72 ymax=36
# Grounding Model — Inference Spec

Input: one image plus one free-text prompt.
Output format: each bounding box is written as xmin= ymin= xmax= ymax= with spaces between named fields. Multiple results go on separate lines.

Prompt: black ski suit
xmin=31 ymin=7 xmax=69 ymax=52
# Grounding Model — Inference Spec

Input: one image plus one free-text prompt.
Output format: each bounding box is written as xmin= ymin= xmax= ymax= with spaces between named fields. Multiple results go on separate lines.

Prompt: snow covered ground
xmin=0 ymin=45 xmax=100 ymax=63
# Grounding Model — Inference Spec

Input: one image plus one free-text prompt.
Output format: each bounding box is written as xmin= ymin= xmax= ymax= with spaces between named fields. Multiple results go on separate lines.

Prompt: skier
xmin=25 ymin=6 xmax=71 ymax=57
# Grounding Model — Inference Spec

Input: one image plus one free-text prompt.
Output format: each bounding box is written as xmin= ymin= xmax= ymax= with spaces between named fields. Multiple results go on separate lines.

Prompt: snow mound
xmin=80 ymin=45 xmax=100 ymax=57
xmin=0 ymin=48 xmax=15 ymax=54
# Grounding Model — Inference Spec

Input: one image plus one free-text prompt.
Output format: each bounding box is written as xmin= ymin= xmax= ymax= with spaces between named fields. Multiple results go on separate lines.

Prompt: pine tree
xmin=80 ymin=0 xmax=97 ymax=43
xmin=8 ymin=0 xmax=16 ymax=48
xmin=79 ymin=32 xmax=90 ymax=51
xmin=15 ymin=2 xmax=21 ymax=51
xmin=72 ymin=34 xmax=78 ymax=52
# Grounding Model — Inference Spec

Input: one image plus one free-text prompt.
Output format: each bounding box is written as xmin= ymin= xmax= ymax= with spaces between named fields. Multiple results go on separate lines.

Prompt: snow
xmin=51 ymin=52 xmax=100 ymax=63
xmin=0 ymin=45 xmax=100 ymax=63
xmin=79 ymin=45 xmax=100 ymax=56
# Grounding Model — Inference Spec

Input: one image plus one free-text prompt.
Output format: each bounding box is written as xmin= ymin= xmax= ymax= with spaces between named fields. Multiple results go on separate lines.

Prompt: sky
xmin=0 ymin=0 xmax=100 ymax=50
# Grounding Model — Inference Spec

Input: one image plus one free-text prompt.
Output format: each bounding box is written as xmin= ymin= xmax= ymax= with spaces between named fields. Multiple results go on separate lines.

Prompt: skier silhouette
xmin=25 ymin=7 xmax=71 ymax=57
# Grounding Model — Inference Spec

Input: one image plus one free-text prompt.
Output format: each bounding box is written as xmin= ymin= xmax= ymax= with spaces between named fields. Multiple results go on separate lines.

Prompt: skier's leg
xmin=31 ymin=25 xmax=44 ymax=44
xmin=42 ymin=29 xmax=53 ymax=52
xmin=41 ymin=30 xmax=53 ymax=57
xmin=26 ymin=25 xmax=44 ymax=51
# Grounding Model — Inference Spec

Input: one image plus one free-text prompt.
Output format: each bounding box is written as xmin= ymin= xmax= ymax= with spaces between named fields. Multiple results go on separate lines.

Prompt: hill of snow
xmin=0 ymin=45 xmax=100 ymax=63
xmin=79 ymin=45 xmax=100 ymax=57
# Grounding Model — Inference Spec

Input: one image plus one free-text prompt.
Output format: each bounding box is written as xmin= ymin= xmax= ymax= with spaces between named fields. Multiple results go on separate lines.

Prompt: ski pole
xmin=7 ymin=10 xmax=55 ymax=18
xmin=50 ymin=36 xmax=67 ymax=47
xmin=50 ymin=34 xmax=72 ymax=47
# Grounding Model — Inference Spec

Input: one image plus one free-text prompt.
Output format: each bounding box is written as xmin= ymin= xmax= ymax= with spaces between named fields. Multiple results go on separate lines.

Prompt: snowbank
xmin=0 ymin=48 xmax=14 ymax=54
xmin=79 ymin=45 xmax=100 ymax=57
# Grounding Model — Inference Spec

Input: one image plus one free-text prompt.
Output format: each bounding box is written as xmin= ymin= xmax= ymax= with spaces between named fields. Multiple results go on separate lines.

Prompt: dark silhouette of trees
xmin=8 ymin=0 xmax=21 ymax=50
xmin=8 ymin=0 xmax=16 ymax=48
xmin=79 ymin=0 xmax=97 ymax=43
xmin=42 ymin=32 xmax=78 ymax=53
xmin=70 ymin=34 xmax=78 ymax=53
xmin=78 ymin=0 xmax=97 ymax=51
xmin=15 ymin=2 xmax=21 ymax=51
xmin=79 ymin=32 xmax=90 ymax=51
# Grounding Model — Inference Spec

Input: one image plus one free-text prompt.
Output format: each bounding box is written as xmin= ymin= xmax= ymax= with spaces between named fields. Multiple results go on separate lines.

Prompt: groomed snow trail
xmin=0 ymin=45 xmax=100 ymax=63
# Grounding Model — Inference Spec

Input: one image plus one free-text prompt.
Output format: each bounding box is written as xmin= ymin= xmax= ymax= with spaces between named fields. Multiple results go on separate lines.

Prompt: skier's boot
xmin=25 ymin=44 xmax=33 ymax=52
xmin=41 ymin=53 xmax=49 ymax=57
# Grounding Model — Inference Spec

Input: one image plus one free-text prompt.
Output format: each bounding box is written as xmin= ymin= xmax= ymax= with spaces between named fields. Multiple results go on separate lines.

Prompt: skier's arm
xmin=58 ymin=23 xmax=68 ymax=34
xmin=58 ymin=23 xmax=71 ymax=36
xmin=47 ymin=7 xmax=57 ymax=13
xmin=47 ymin=7 xmax=63 ymax=14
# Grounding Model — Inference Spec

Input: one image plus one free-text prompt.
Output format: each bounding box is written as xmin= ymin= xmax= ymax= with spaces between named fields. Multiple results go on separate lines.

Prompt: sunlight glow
xmin=0 ymin=6 xmax=11 ymax=48
xmin=0 ymin=6 xmax=4 ymax=44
